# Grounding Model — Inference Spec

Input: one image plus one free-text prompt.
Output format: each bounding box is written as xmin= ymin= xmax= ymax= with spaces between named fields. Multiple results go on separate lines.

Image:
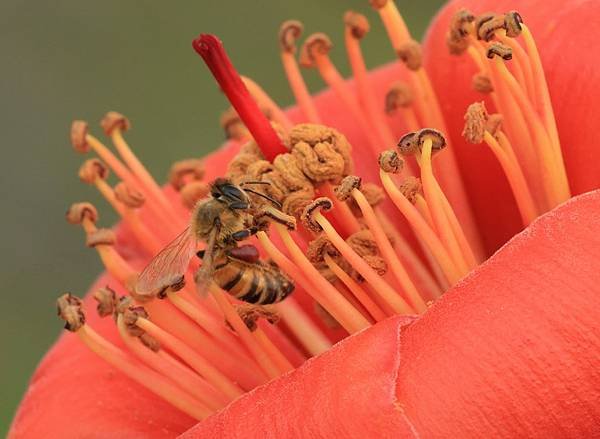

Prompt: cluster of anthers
xmin=57 ymin=1 xmax=569 ymax=421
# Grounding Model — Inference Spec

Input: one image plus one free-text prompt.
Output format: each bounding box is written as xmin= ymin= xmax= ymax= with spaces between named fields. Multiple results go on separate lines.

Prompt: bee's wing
xmin=194 ymin=224 xmax=220 ymax=296
xmin=136 ymin=227 xmax=197 ymax=296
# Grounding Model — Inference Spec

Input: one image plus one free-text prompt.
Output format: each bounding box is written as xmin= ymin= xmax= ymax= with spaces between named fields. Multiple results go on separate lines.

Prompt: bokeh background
xmin=1 ymin=0 xmax=444 ymax=433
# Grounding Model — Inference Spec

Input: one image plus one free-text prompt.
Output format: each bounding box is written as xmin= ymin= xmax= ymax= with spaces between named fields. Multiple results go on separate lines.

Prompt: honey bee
xmin=197 ymin=244 xmax=294 ymax=304
xmin=136 ymin=178 xmax=295 ymax=304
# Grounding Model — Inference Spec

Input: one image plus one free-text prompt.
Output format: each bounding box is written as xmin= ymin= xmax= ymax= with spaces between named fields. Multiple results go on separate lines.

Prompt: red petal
xmin=182 ymin=189 xmax=600 ymax=437
xmin=424 ymin=0 xmax=600 ymax=254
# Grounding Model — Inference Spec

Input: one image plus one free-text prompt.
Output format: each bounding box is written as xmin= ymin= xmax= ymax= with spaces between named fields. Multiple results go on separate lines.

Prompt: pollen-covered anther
xmin=279 ymin=20 xmax=303 ymax=53
xmin=335 ymin=175 xmax=362 ymax=201
xmin=70 ymin=120 xmax=90 ymax=153
xmin=346 ymin=230 xmax=387 ymax=276
xmin=301 ymin=197 xmax=333 ymax=232
xmin=94 ymin=286 xmax=117 ymax=317
xmin=472 ymin=73 xmax=494 ymax=93
xmin=416 ymin=128 xmax=447 ymax=152
xmin=123 ymin=306 xmax=161 ymax=351
xmin=100 ymin=111 xmax=130 ymax=136
xmin=397 ymin=132 xmax=419 ymax=156
xmin=396 ymin=39 xmax=423 ymax=71
xmin=462 ymin=102 xmax=488 ymax=144
xmin=114 ymin=182 xmax=146 ymax=208
xmin=487 ymin=43 xmax=513 ymax=61
xmin=344 ymin=11 xmax=370 ymax=39
xmin=379 ymin=149 xmax=404 ymax=173
xmin=122 ymin=306 xmax=149 ymax=337
xmin=180 ymin=181 xmax=210 ymax=209
xmin=289 ymin=124 xmax=353 ymax=182
xmin=155 ymin=275 xmax=186 ymax=300
xmin=220 ymin=107 xmax=249 ymax=141
xmin=115 ymin=296 xmax=133 ymax=315
xmin=169 ymin=159 xmax=206 ymax=191
xmin=299 ymin=33 xmax=332 ymax=68
xmin=399 ymin=176 xmax=423 ymax=204
xmin=385 ymin=82 xmax=413 ymax=113
xmin=78 ymin=158 xmax=109 ymax=184
xmin=486 ymin=113 xmax=504 ymax=136
xmin=283 ymin=189 xmax=315 ymax=219
xmin=86 ymin=228 xmax=116 ymax=248
xmin=57 ymin=293 xmax=85 ymax=332
xmin=235 ymin=304 xmax=280 ymax=332
xmin=475 ymin=13 xmax=505 ymax=41
xmin=504 ymin=11 xmax=524 ymax=38
xmin=254 ymin=207 xmax=297 ymax=230
xmin=66 ymin=202 xmax=98 ymax=225
xmin=446 ymin=8 xmax=475 ymax=55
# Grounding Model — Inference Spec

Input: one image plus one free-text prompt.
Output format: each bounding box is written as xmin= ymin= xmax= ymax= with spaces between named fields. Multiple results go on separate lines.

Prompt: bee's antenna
xmin=240 ymin=181 xmax=272 ymax=186
xmin=242 ymin=188 xmax=282 ymax=209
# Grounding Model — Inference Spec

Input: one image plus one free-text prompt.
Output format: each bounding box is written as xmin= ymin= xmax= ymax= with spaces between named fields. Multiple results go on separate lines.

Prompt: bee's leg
xmin=230 ymin=225 xmax=260 ymax=242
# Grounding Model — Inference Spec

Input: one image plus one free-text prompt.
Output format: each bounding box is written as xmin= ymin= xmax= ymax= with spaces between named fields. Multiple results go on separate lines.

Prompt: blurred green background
xmin=1 ymin=0 xmax=443 ymax=433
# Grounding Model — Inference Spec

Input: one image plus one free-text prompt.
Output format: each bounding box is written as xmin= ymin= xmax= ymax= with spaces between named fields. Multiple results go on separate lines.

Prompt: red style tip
xmin=192 ymin=34 xmax=287 ymax=161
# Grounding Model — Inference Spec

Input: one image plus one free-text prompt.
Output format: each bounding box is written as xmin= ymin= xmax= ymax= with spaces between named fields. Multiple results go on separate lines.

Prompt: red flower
xmin=9 ymin=0 xmax=600 ymax=437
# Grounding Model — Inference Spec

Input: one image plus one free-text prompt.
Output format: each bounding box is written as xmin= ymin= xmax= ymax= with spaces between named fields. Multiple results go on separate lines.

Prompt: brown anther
xmin=472 ymin=73 xmax=494 ymax=93
xmin=78 ymin=158 xmax=109 ymax=184
xmin=66 ymin=202 xmax=98 ymax=225
xmin=57 ymin=293 xmax=85 ymax=332
xmin=180 ymin=181 xmax=210 ymax=210
xmin=344 ymin=11 xmax=370 ymax=39
xmin=282 ymin=189 xmax=315 ymax=219
xmin=397 ymin=132 xmax=419 ymax=156
xmin=368 ymin=0 xmax=388 ymax=10
xmin=399 ymin=176 xmax=422 ymax=203
xmin=70 ymin=120 xmax=90 ymax=153
xmin=450 ymin=8 xmax=476 ymax=37
xmin=220 ymin=107 xmax=249 ymax=141
xmin=379 ymin=149 xmax=404 ymax=173
xmin=115 ymin=296 xmax=133 ymax=315
xmin=100 ymin=111 xmax=130 ymax=136
xmin=447 ymin=9 xmax=475 ymax=55
xmin=254 ymin=207 xmax=297 ymax=230
xmin=271 ymin=154 xmax=309 ymax=192
xmin=416 ymin=128 xmax=447 ymax=152
xmin=168 ymin=159 xmax=206 ymax=191
xmin=289 ymin=124 xmax=353 ymax=178
xmin=487 ymin=43 xmax=513 ymax=61
xmin=139 ymin=333 xmax=161 ymax=352
xmin=114 ymin=182 xmax=146 ymax=208
xmin=385 ymin=82 xmax=413 ymax=113
xmin=475 ymin=13 xmax=505 ymax=41
xmin=504 ymin=11 xmax=524 ymax=38
xmin=463 ymin=102 xmax=488 ymax=144
xmin=346 ymin=230 xmax=387 ymax=276
xmin=314 ymin=302 xmax=340 ymax=329
xmin=486 ymin=114 xmax=504 ymax=136
xmin=157 ymin=275 xmax=186 ymax=300
xmin=307 ymin=234 xmax=340 ymax=264
xmin=335 ymin=176 xmax=362 ymax=201
xmin=94 ymin=286 xmax=117 ymax=317
xmin=86 ymin=228 xmax=116 ymax=247
xmin=279 ymin=20 xmax=303 ymax=53
xmin=360 ymin=183 xmax=385 ymax=206
xmin=301 ymin=197 xmax=333 ymax=232
xmin=299 ymin=33 xmax=333 ymax=68
xmin=396 ymin=40 xmax=423 ymax=71
xmin=235 ymin=304 xmax=280 ymax=332
xmin=123 ymin=306 xmax=149 ymax=338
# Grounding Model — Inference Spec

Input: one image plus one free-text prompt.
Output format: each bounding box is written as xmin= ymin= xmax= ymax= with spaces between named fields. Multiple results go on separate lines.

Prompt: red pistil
xmin=192 ymin=34 xmax=287 ymax=161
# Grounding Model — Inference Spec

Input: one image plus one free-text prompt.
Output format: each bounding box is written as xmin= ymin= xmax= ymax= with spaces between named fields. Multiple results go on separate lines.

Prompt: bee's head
xmin=211 ymin=178 xmax=250 ymax=210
